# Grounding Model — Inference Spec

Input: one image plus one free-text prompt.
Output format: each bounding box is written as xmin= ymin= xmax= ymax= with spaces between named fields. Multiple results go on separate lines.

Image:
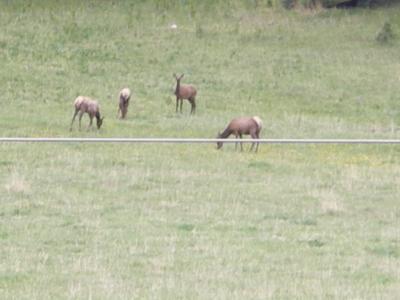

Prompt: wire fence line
xmin=1 ymin=137 xmax=400 ymax=144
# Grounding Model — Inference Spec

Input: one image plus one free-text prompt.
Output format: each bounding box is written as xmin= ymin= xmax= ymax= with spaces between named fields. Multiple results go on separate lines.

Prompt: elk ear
xmin=173 ymin=73 xmax=177 ymax=79
xmin=179 ymin=74 xmax=184 ymax=79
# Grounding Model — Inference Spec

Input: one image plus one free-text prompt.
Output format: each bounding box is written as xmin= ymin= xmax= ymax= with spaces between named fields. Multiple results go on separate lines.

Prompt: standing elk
xmin=173 ymin=73 xmax=197 ymax=114
xmin=117 ymin=88 xmax=131 ymax=119
xmin=70 ymin=96 xmax=104 ymax=131
xmin=217 ymin=116 xmax=263 ymax=152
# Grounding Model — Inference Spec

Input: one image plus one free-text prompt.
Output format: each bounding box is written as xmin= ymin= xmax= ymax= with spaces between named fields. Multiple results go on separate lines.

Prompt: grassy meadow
xmin=1 ymin=0 xmax=400 ymax=298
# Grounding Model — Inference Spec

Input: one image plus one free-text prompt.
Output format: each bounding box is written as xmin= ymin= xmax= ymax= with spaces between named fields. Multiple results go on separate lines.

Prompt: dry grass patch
xmin=317 ymin=189 xmax=345 ymax=215
xmin=5 ymin=170 xmax=31 ymax=195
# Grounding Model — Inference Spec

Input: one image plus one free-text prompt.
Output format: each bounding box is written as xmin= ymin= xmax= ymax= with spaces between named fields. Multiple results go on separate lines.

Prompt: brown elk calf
xmin=217 ymin=116 xmax=263 ymax=152
xmin=117 ymin=88 xmax=131 ymax=119
xmin=70 ymin=96 xmax=104 ymax=131
xmin=174 ymin=73 xmax=197 ymax=114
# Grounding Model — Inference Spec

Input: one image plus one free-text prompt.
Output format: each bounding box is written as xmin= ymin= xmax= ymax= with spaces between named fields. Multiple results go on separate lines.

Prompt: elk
xmin=70 ymin=96 xmax=104 ymax=131
xmin=117 ymin=88 xmax=131 ymax=119
xmin=173 ymin=73 xmax=197 ymax=114
xmin=217 ymin=116 xmax=263 ymax=152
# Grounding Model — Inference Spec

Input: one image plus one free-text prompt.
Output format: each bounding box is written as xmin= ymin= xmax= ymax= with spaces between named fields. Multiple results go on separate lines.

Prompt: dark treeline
xmin=339 ymin=0 xmax=396 ymax=7
xmin=282 ymin=0 xmax=396 ymax=9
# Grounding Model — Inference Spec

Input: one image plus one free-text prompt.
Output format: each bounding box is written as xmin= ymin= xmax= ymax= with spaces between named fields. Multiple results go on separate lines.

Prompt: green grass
xmin=1 ymin=1 xmax=400 ymax=298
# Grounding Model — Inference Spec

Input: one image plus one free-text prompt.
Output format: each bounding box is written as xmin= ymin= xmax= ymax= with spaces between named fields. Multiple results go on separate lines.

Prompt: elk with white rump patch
xmin=217 ymin=116 xmax=263 ymax=152
xmin=70 ymin=96 xmax=104 ymax=131
xmin=173 ymin=73 xmax=197 ymax=114
xmin=117 ymin=88 xmax=131 ymax=119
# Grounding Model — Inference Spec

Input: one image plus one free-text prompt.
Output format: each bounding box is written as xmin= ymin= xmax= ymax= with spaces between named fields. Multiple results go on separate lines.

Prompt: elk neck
xmin=175 ymin=79 xmax=180 ymax=95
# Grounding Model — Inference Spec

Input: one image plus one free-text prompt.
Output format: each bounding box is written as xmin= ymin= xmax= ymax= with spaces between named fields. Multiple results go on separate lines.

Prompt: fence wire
xmin=1 ymin=138 xmax=400 ymax=144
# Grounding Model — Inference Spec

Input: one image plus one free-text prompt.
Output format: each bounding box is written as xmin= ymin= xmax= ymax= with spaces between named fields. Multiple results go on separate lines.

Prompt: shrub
xmin=281 ymin=0 xmax=296 ymax=9
xmin=195 ymin=22 xmax=204 ymax=38
xmin=376 ymin=21 xmax=395 ymax=44
xmin=281 ymin=0 xmax=340 ymax=9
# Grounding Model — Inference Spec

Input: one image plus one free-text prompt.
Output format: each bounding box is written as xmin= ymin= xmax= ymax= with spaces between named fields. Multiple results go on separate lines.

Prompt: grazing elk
xmin=117 ymin=88 xmax=131 ymax=119
xmin=217 ymin=116 xmax=263 ymax=152
xmin=70 ymin=96 xmax=104 ymax=131
xmin=174 ymin=73 xmax=197 ymax=114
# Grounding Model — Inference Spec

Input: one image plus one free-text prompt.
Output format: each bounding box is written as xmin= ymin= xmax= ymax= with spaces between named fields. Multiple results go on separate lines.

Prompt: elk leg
xmin=78 ymin=111 xmax=84 ymax=131
xmin=255 ymin=132 xmax=260 ymax=153
xmin=121 ymin=106 xmax=126 ymax=119
xmin=123 ymin=103 xmax=128 ymax=118
xmin=88 ymin=116 xmax=93 ymax=130
xmin=176 ymin=97 xmax=179 ymax=113
xmin=250 ymin=133 xmax=256 ymax=152
xmin=239 ymin=134 xmax=243 ymax=152
xmin=190 ymin=98 xmax=196 ymax=115
xmin=120 ymin=101 xmax=126 ymax=119
xmin=180 ymin=99 xmax=183 ymax=113
xmin=235 ymin=135 xmax=239 ymax=151
xmin=70 ymin=109 xmax=79 ymax=131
